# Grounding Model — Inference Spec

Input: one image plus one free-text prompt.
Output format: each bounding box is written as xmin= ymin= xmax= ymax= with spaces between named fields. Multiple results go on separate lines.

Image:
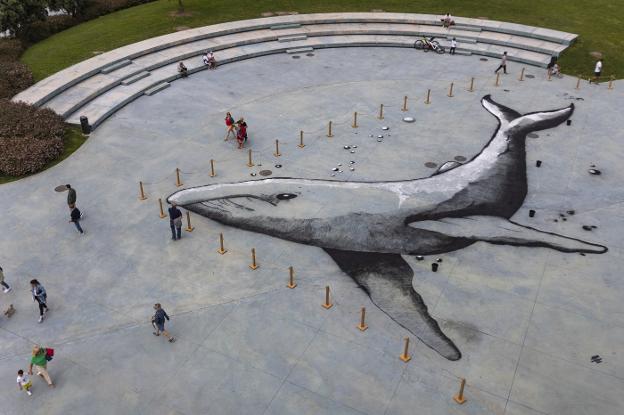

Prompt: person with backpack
xmin=168 ymin=203 xmax=183 ymax=241
xmin=224 ymin=112 xmax=236 ymax=141
xmin=30 ymin=279 xmax=48 ymax=323
xmin=236 ymin=118 xmax=247 ymax=149
xmin=28 ymin=346 xmax=54 ymax=388
xmin=69 ymin=205 xmax=84 ymax=234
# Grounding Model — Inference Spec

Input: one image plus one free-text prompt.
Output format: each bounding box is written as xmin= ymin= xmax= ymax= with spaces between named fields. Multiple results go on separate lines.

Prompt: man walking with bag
xmin=28 ymin=346 xmax=54 ymax=388
xmin=168 ymin=203 xmax=183 ymax=240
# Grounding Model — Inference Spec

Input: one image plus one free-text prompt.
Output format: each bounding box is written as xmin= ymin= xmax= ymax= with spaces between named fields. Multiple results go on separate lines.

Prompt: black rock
xmin=588 ymin=169 xmax=601 ymax=175
xmin=582 ymin=225 xmax=592 ymax=231
xmin=275 ymin=164 xmax=282 ymax=168
xmin=416 ymin=255 xmax=424 ymax=261
xmin=566 ymin=210 xmax=575 ymax=215
xmin=436 ymin=258 xmax=443 ymax=263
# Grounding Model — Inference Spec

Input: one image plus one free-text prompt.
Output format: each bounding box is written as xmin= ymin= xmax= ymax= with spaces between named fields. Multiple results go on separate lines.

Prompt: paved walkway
xmin=1 ymin=48 xmax=623 ymax=415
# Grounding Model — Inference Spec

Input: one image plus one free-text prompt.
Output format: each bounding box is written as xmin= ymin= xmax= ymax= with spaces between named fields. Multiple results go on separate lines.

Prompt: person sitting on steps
xmin=178 ymin=61 xmax=188 ymax=78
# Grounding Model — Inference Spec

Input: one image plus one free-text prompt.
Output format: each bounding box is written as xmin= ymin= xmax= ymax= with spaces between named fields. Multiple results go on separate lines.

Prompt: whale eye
xmin=276 ymin=193 xmax=297 ymax=200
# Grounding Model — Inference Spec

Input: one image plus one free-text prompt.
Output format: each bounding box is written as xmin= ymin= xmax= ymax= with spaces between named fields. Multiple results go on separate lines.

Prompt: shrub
xmin=0 ymin=38 xmax=24 ymax=60
xmin=22 ymin=15 xmax=79 ymax=43
xmin=0 ymin=99 xmax=66 ymax=176
xmin=0 ymin=61 xmax=35 ymax=99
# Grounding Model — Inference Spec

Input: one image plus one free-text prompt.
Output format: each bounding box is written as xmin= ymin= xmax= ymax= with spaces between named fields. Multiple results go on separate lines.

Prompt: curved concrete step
xmin=14 ymin=13 xmax=577 ymax=108
xmin=66 ymin=35 xmax=554 ymax=129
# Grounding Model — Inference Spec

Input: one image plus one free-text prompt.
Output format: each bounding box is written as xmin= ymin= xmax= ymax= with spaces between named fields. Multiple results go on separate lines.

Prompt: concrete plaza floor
xmin=1 ymin=47 xmax=623 ymax=415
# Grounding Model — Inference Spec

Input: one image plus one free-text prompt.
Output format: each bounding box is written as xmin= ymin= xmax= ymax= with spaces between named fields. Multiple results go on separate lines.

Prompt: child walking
xmin=17 ymin=370 xmax=33 ymax=396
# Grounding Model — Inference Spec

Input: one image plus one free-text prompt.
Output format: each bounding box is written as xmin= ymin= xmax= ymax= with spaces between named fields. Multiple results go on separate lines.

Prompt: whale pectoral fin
xmin=410 ymin=216 xmax=607 ymax=254
xmin=323 ymin=248 xmax=461 ymax=361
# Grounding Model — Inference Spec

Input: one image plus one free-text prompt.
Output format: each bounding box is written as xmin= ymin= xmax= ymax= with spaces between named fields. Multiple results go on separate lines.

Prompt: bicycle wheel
xmin=431 ymin=41 xmax=441 ymax=48
xmin=436 ymin=46 xmax=445 ymax=54
xmin=414 ymin=40 xmax=424 ymax=50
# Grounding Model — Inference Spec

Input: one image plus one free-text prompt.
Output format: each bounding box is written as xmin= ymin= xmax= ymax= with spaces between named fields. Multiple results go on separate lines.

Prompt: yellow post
xmin=425 ymin=89 xmax=431 ymax=105
xmin=139 ymin=181 xmax=147 ymax=200
xmin=210 ymin=159 xmax=216 ymax=177
xmin=322 ymin=286 xmax=333 ymax=309
xmin=453 ymin=378 xmax=467 ymax=404
xmin=608 ymin=76 xmax=614 ymax=90
xmin=249 ymin=248 xmax=259 ymax=270
xmin=287 ymin=266 xmax=297 ymax=289
xmin=468 ymin=77 xmax=475 ymax=92
xmin=378 ymin=104 xmax=384 ymax=120
xmin=158 ymin=198 xmax=166 ymax=219
xmin=400 ymin=337 xmax=411 ymax=362
xmin=352 ymin=112 xmax=358 ymax=128
xmin=401 ymin=95 xmax=408 ymax=112
xmin=217 ymin=233 xmax=227 ymax=254
xmin=519 ymin=67 xmax=525 ymax=81
xmin=495 ymin=72 xmax=501 ymax=87
xmin=357 ymin=307 xmax=368 ymax=331
xmin=247 ymin=149 xmax=254 ymax=167
xmin=175 ymin=168 xmax=183 ymax=187
xmin=185 ymin=211 xmax=194 ymax=232
xmin=274 ymin=139 xmax=281 ymax=157
xmin=298 ymin=130 xmax=305 ymax=148
xmin=447 ymin=82 xmax=454 ymax=97
xmin=547 ymin=71 xmax=552 ymax=81
xmin=575 ymin=75 xmax=581 ymax=90
xmin=327 ymin=121 xmax=333 ymax=137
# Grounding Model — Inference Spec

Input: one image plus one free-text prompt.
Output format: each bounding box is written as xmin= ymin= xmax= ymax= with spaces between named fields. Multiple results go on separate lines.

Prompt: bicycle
xmin=414 ymin=37 xmax=445 ymax=54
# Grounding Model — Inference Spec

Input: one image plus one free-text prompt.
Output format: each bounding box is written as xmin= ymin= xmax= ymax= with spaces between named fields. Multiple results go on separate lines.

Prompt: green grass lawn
xmin=0 ymin=126 xmax=87 ymax=184
xmin=22 ymin=0 xmax=623 ymax=81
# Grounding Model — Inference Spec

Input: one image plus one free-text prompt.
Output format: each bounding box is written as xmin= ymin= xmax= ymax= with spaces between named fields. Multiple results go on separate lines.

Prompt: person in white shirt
xmin=592 ymin=59 xmax=602 ymax=83
xmin=450 ymin=37 xmax=457 ymax=55
xmin=17 ymin=370 xmax=32 ymax=396
xmin=495 ymin=51 xmax=508 ymax=74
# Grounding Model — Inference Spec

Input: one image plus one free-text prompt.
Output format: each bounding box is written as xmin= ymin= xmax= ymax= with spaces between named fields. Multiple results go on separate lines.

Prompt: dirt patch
xmin=590 ymin=51 xmax=603 ymax=59
xmin=168 ymin=11 xmax=193 ymax=18
xmin=370 ymin=9 xmax=385 ymax=12
xmin=275 ymin=11 xmax=298 ymax=16
xmin=175 ymin=26 xmax=191 ymax=32
xmin=91 ymin=51 xmax=103 ymax=55
xmin=477 ymin=16 xmax=489 ymax=20
xmin=261 ymin=12 xmax=275 ymax=17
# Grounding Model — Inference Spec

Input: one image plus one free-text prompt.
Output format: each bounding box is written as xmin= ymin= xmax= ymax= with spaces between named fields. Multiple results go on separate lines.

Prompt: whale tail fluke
xmin=324 ymin=248 xmax=462 ymax=361
xmin=482 ymin=95 xmax=574 ymax=134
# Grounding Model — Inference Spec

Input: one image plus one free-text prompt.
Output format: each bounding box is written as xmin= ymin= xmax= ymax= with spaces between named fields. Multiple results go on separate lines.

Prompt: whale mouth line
xmin=196 ymin=194 xmax=277 ymax=213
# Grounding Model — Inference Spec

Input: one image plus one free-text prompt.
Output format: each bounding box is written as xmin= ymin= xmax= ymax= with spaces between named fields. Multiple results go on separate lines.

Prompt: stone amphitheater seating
xmin=13 ymin=13 xmax=577 ymax=130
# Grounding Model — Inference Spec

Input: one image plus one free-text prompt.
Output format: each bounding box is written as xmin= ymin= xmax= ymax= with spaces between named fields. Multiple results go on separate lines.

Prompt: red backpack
xmin=45 ymin=348 xmax=54 ymax=361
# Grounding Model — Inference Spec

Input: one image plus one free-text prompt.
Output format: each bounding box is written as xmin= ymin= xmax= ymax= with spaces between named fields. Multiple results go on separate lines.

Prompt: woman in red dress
xmin=224 ymin=112 xmax=235 ymax=141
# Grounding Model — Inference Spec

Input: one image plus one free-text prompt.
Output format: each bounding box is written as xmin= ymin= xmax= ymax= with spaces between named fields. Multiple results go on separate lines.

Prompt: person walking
xmin=224 ymin=112 xmax=236 ymax=141
xmin=236 ymin=118 xmax=247 ymax=149
xmin=0 ymin=265 xmax=12 ymax=293
xmin=495 ymin=51 xmax=508 ymax=74
xmin=591 ymin=59 xmax=603 ymax=83
xmin=28 ymin=346 xmax=54 ymax=388
xmin=151 ymin=303 xmax=175 ymax=343
xmin=30 ymin=279 xmax=48 ymax=323
xmin=66 ymin=184 xmax=76 ymax=208
xmin=450 ymin=37 xmax=457 ymax=55
xmin=168 ymin=203 xmax=183 ymax=241
xmin=69 ymin=205 xmax=84 ymax=234
xmin=17 ymin=369 xmax=33 ymax=396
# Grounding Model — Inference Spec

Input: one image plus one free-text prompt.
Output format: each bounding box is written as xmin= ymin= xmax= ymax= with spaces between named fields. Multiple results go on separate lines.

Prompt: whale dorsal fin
xmin=410 ymin=216 xmax=607 ymax=253
xmin=323 ymin=248 xmax=461 ymax=360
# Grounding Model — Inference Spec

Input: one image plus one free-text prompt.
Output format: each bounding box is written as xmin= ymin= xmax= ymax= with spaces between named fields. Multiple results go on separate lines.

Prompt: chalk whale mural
xmin=168 ymin=95 xmax=607 ymax=361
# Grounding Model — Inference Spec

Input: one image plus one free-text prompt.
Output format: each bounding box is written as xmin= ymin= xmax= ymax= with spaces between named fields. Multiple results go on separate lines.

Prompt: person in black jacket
xmin=168 ymin=203 xmax=182 ymax=240
xmin=69 ymin=205 xmax=84 ymax=234
xmin=152 ymin=303 xmax=175 ymax=343
xmin=66 ymin=184 xmax=76 ymax=208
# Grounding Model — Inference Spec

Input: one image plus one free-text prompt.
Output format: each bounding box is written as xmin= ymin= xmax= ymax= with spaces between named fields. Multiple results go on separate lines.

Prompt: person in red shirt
xmin=236 ymin=118 xmax=247 ymax=149
xmin=224 ymin=112 xmax=235 ymax=141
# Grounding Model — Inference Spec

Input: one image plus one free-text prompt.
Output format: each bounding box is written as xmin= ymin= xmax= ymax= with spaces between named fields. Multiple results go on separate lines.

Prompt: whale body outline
xmin=168 ymin=95 xmax=607 ymax=361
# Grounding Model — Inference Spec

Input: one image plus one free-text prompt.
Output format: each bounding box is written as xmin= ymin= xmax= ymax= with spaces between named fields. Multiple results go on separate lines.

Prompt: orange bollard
xmin=378 ymin=104 xmax=384 ymax=120
xmin=322 ymin=286 xmax=333 ymax=309
xmin=249 ymin=248 xmax=259 ymax=270
xmin=327 ymin=121 xmax=334 ymax=137
xmin=468 ymin=77 xmax=475 ymax=92
xmin=287 ymin=266 xmax=297 ymax=289
xmin=453 ymin=378 xmax=467 ymax=404
xmin=519 ymin=67 xmax=525 ymax=81
xmin=401 ymin=95 xmax=408 ymax=111
xmin=138 ymin=181 xmax=147 ymax=200
xmin=210 ymin=159 xmax=216 ymax=177
xmin=247 ymin=149 xmax=254 ymax=167
xmin=175 ymin=168 xmax=183 ymax=187
xmin=185 ymin=211 xmax=194 ymax=232
xmin=217 ymin=233 xmax=227 ymax=255
xmin=274 ymin=139 xmax=281 ymax=157
xmin=608 ymin=76 xmax=614 ymax=90
xmin=357 ymin=307 xmax=368 ymax=331
xmin=352 ymin=112 xmax=358 ymax=128
xmin=400 ymin=337 xmax=411 ymax=362
xmin=298 ymin=130 xmax=305 ymax=148
xmin=447 ymin=82 xmax=454 ymax=97
xmin=158 ymin=198 xmax=167 ymax=219
xmin=575 ymin=75 xmax=581 ymax=90
xmin=425 ymin=89 xmax=431 ymax=104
